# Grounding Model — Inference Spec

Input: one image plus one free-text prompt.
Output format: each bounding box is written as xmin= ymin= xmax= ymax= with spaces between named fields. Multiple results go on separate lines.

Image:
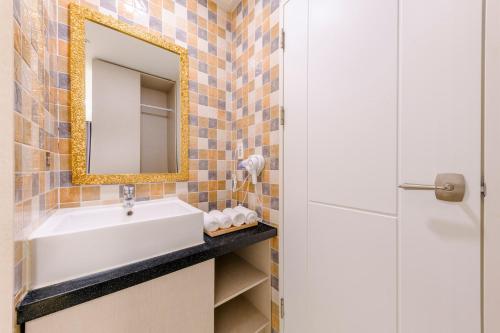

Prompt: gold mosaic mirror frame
xmin=69 ymin=4 xmax=189 ymax=184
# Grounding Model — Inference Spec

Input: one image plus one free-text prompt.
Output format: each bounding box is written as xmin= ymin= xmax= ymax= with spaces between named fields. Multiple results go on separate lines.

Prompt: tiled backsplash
xmin=230 ymin=0 xmax=280 ymax=224
xmin=12 ymin=0 xmax=281 ymax=331
xmin=13 ymin=0 xmax=59 ymax=306
xmin=229 ymin=1 xmax=280 ymax=330
xmin=56 ymin=0 xmax=234 ymax=212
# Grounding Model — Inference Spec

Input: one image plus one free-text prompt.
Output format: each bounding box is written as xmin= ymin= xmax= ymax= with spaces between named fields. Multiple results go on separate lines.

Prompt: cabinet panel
xmin=26 ymin=260 xmax=214 ymax=333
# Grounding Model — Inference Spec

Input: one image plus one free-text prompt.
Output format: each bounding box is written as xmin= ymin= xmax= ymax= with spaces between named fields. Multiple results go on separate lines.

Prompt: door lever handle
xmin=398 ymin=173 xmax=465 ymax=202
xmin=398 ymin=183 xmax=455 ymax=191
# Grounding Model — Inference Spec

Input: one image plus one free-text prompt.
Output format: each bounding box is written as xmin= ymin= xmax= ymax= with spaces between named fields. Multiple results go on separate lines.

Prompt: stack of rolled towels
xmin=203 ymin=205 xmax=258 ymax=233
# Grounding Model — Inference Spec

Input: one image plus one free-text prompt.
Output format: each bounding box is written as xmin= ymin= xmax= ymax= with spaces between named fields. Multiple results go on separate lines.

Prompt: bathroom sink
xmin=29 ymin=197 xmax=204 ymax=288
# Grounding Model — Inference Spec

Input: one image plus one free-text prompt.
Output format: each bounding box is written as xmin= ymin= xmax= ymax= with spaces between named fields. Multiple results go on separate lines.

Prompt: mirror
xmin=85 ymin=21 xmax=180 ymax=174
xmin=69 ymin=5 xmax=189 ymax=184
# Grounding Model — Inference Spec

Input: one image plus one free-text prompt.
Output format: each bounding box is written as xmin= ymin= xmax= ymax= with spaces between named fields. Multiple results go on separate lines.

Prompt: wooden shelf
xmin=206 ymin=222 xmax=258 ymax=238
xmin=215 ymin=296 xmax=269 ymax=333
xmin=215 ymin=253 xmax=268 ymax=308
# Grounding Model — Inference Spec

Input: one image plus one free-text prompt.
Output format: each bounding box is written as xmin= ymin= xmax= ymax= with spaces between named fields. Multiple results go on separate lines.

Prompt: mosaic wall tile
xmin=229 ymin=1 xmax=281 ymax=330
xmin=13 ymin=0 xmax=59 ymax=308
xmin=13 ymin=0 xmax=282 ymax=331
xmin=53 ymin=0 xmax=233 ymax=213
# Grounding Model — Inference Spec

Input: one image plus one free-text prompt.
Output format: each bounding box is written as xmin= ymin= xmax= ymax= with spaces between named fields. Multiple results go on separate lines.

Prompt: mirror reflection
xmin=84 ymin=21 xmax=180 ymax=174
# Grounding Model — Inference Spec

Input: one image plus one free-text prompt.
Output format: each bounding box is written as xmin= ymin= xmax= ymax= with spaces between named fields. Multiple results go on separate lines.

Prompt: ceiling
xmin=216 ymin=0 xmax=239 ymax=11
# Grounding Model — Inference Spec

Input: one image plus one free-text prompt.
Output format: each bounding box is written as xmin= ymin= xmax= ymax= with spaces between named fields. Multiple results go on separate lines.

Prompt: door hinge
xmin=280 ymin=298 xmax=285 ymax=318
xmin=280 ymin=106 xmax=285 ymax=126
xmin=481 ymin=181 xmax=487 ymax=198
xmin=280 ymin=29 xmax=285 ymax=50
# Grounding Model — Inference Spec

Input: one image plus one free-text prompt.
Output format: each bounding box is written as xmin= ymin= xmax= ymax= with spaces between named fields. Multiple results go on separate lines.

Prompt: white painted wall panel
xmin=282 ymin=0 xmax=308 ymax=331
xmin=307 ymin=0 xmax=399 ymax=215
xmin=308 ymin=203 xmax=397 ymax=333
xmin=399 ymin=1 xmax=482 ymax=332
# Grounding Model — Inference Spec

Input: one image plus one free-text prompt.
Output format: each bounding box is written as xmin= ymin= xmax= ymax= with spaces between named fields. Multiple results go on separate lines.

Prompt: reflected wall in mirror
xmin=70 ymin=4 xmax=189 ymax=184
xmin=85 ymin=21 xmax=180 ymax=174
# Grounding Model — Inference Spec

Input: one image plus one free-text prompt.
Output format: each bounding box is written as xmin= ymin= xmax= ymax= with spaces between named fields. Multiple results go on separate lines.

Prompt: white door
xmin=282 ymin=0 xmax=482 ymax=332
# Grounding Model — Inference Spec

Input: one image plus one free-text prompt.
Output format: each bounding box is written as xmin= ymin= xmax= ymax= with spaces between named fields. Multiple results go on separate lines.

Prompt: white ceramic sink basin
xmin=29 ymin=197 xmax=204 ymax=288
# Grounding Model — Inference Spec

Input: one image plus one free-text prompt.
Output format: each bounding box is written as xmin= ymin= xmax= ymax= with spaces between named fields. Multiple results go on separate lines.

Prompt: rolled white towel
xmin=222 ymin=208 xmax=245 ymax=227
xmin=203 ymin=212 xmax=219 ymax=232
xmin=234 ymin=205 xmax=258 ymax=224
xmin=209 ymin=210 xmax=232 ymax=229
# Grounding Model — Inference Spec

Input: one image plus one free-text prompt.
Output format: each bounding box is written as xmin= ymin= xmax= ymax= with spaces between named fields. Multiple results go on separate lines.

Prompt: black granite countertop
xmin=17 ymin=223 xmax=277 ymax=324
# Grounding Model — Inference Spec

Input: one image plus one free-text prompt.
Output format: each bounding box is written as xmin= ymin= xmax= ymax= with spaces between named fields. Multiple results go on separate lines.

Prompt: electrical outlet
xmin=236 ymin=141 xmax=244 ymax=159
xmin=45 ymin=152 xmax=51 ymax=168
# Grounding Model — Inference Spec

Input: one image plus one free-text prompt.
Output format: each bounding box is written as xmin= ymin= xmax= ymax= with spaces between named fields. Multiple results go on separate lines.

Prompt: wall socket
xmin=45 ymin=151 xmax=51 ymax=168
xmin=236 ymin=141 xmax=244 ymax=159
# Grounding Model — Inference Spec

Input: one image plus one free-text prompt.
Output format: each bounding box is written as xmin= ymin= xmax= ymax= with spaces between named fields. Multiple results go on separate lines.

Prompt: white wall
xmin=90 ymin=60 xmax=141 ymax=174
xmin=0 ymin=0 xmax=14 ymax=330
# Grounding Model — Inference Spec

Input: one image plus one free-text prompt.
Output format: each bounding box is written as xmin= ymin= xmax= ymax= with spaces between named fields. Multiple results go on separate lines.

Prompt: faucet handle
xmin=123 ymin=184 xmax=135 ymax=197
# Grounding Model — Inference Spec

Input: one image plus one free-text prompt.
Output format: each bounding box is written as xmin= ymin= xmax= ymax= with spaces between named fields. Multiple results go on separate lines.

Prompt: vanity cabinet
xmin=22 ymin=238 xmax=274 ymax=333
xmin=25 ymin=260 xmax=215 ymax=333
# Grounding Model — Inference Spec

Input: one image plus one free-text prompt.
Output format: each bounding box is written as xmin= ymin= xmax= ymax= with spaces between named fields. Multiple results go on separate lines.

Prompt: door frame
xmin=484 ymin=0 xmax=500 ymax=331
xmin=0 ymin=0 xmax=14 ymax=331
xmin=278 ymin=1 xmax=286 ymax=332
xmin=278 ymin=0 xmax=290 ymax=331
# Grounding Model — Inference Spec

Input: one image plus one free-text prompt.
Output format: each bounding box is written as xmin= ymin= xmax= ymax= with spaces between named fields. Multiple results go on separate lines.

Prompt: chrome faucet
xmin=123 ymin=185 xmax=135 ymax=216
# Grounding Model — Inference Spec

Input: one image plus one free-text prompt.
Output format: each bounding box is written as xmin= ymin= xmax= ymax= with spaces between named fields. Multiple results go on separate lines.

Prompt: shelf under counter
xmin=214 ymin=238 xmax=272 ymax=333
xmin=215 ymin=253 xmax=268 ymax=308
xmin=215 ymin=296 xmax=270 ymax=333
xmin=17 ymin=223 xmax=277 ymax=325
